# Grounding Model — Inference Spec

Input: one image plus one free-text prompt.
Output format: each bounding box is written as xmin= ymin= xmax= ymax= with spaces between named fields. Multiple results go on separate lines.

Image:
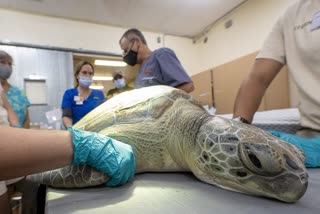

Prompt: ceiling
xmin=0 ymin=0 xmax=247 ymax=38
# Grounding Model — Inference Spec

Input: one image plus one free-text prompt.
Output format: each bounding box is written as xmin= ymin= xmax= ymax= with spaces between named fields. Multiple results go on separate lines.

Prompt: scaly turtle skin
xmin=28 ymin=86 xmax=308 ymax=203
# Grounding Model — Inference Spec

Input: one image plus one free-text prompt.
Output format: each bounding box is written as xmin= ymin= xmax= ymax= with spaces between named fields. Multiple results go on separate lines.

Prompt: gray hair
xmin=119 ymin=28 xmax=147 ymax=45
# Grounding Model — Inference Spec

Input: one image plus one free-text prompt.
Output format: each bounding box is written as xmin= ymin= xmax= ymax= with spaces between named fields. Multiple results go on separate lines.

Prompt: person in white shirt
xmin=233 ymin=0 xmax=320 ymax=167
xmin=233 ymin=0 xmax=320 ymax=138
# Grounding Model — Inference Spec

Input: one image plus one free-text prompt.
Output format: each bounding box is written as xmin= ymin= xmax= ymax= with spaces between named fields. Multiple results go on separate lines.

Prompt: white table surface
xmin=46 ymin=169 xmax=320 ymax=214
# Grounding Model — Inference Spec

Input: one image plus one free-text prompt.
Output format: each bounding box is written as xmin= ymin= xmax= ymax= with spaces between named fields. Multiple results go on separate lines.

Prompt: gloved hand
xmin=68 ymin=127 xmax=136 ymax=186
xmin=269 ymin=130 xmax=320 ymax=167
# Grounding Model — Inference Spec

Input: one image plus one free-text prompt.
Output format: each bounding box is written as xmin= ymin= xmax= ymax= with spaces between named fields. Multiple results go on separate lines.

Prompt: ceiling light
xmin=89 ymin=85 xmax=104 ymax=90
xmin=92 ymin=76 xmax=113 ymax=81
xmin=94 ymin=60 xmax=126 ymax=67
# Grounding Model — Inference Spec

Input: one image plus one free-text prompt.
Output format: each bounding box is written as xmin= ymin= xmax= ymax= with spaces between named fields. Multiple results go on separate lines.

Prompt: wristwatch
xmin=233 ymin=117 xmax=251 ymax=124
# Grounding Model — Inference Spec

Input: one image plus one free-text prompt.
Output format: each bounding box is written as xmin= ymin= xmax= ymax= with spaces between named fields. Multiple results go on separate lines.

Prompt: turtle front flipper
xmin=27 ymin=165 xmax=109 ymax=188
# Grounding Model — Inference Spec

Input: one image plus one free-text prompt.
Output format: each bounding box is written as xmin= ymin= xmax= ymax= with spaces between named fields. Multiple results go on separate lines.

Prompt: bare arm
xmin=176 ymin=82 xmax=195 ymax=93
xmin=1 ymin=93 xmax=19 ymax=127
xmin=233 ymin=58 xmax=284 ymax=122
xmin=23 ymin=108 xmax=30 ymax=128
xmin=0 ymin=127 xmax=73 ymax=180
xmin=63 ymin=116 xmax=73 ymax=128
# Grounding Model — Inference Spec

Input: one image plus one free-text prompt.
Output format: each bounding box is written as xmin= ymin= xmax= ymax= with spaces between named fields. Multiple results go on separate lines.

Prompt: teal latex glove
xmin=68 ymin=127 xmax=136 ymax=187
xmin=269 ymin=130 xmax=320 ymax=167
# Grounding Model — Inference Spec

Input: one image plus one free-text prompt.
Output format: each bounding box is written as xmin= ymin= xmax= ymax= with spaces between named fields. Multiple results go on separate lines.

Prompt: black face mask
xmin=123 ymin=49 xmax=138 ymax=66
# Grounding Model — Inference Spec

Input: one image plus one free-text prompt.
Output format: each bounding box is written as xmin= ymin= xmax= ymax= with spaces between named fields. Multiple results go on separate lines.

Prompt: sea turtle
xmin=28 ymin=85 xmax=308 ymax=203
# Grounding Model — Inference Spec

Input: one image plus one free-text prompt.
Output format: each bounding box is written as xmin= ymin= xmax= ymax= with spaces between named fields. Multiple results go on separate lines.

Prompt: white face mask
xmin=78 ymin=76 xmax=93 ymax=87
xmin=114 ymin=78 xmax=126 ymax=88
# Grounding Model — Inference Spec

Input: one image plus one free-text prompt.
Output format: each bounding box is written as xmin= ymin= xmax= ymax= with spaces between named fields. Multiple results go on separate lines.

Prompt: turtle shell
xmin=74 ymin=85 xmax=198 ymax=132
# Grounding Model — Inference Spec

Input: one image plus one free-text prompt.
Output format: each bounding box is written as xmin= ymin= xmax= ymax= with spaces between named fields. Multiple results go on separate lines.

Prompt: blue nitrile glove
xmin=269 ymin=130 xmax=320 ymax=167
xmin=68 ymin=127 xmax=136 ymax=187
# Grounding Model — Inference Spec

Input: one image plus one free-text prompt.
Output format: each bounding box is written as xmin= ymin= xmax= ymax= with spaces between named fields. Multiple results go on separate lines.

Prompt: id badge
xmin=74 ymin=95 xmax=81 ymax=101
xmin=74 ymin=96 xmax=83 ymax=105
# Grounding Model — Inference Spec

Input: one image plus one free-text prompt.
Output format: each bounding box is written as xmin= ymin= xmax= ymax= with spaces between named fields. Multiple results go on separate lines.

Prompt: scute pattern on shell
xmin=27 ymin=85 xmax=308 ymax=203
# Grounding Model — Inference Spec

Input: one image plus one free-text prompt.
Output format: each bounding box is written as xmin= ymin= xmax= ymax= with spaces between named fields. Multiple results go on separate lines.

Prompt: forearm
xmin=0 ymin=127 xmax=73 ymax=180
xmin=176 ymin=82 xmax=194 ymax=93
xmin=7 ymin=107 xmax=19 ymax=127
xmin=23 ymin=109 xmax=30 ymax=128
xmin=63 ymin=116 xmax=73 ymax=128
xmin=233 ymin=59 xmax=283 ymax=122
xmin=1 ymin=93 xmax=19 ymax=126
xmin=233 ymin=75 xmax=267 ymax=122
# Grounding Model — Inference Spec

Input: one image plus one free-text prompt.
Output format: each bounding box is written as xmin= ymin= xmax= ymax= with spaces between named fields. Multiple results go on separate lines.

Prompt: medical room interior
xmin=0 ymin=0 xmax=319 ymax=213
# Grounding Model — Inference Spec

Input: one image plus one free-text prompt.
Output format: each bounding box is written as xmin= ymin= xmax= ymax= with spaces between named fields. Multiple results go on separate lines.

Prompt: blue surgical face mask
xmin=114 ymin=78 xmax=126 ymax=89
xmin=0 ymin=65 xmax=12 ymax=80
xmin=78 ymin=76 xmax=93 ymax=88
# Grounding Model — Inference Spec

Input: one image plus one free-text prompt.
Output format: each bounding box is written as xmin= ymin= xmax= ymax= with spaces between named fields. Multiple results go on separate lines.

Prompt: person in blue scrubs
xmin=61 ymin=61 xmax=105 ymax=127
xmin=119 ymin=28 xmax=194 ymax=93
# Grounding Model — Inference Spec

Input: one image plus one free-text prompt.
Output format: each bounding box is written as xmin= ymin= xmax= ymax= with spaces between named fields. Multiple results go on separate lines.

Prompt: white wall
xmin=191 ymin=0 xmax=294 ymax=75
xmin=0 ymin=8 xmax=163 ymax=54
xmin=0 ymin=0 xmax=294 ymax=76
xmin=164 ymin=35 xmax=196 ymax=74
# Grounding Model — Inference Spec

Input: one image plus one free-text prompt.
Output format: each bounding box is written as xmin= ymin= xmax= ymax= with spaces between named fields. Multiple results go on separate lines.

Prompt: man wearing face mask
xmin=0 ymin=50 xmax=30 ymax=128
xmin=119 ymin=28 xmax=194 ymax=93
xmin=107 ymin=71 xmax=133 ymax=99
xmin=61 ymin=61 xmax=105 ymax=127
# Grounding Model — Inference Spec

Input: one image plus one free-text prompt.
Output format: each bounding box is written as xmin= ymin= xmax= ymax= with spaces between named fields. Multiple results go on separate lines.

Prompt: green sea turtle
xmin=28 ymin=85 xmax=308 ymax=203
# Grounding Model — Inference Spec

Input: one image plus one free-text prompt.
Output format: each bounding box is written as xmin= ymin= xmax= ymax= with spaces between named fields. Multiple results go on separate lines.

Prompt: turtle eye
xmin=240 ymin=143 xmax=283 ymax=176
xmin=248 ymin=153 xmax=262 ymax=169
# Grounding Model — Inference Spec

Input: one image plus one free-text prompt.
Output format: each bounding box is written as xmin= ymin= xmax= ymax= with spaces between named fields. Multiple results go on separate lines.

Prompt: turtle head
xmin=187 ymin=116 xmax=308 ymax=203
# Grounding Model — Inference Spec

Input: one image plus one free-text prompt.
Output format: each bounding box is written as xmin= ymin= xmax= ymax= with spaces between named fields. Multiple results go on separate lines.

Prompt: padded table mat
xmin=46 ymin=169 xmax=320 ymax=214
xmin=218 ymin=108 xmax=301 ymax=134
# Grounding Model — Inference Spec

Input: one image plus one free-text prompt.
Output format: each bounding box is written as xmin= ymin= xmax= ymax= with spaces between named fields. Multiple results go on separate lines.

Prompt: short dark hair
xmin=74 ymin=61 xmax=94 ymax=86
xmin=120 ymin=28 xmax=147 ymax=45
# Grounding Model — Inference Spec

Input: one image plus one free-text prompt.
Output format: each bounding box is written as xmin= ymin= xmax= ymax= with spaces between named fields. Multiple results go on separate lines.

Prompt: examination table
xmin=45 ymin=169 xmax=320 ymax=214
xmin=45 ymin=108 xmax=319 ymax=213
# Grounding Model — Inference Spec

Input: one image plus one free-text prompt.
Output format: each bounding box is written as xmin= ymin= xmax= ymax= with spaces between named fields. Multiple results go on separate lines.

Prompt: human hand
xmin=68 ymin=127 xmax=136 ymax=186
xmin=269 ymin=130 xmax=320 ymax=167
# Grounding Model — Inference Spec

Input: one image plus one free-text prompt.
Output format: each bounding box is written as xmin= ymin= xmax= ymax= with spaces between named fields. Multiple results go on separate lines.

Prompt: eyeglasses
xmin=122 ymin=39 xmax=136 ymax=57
